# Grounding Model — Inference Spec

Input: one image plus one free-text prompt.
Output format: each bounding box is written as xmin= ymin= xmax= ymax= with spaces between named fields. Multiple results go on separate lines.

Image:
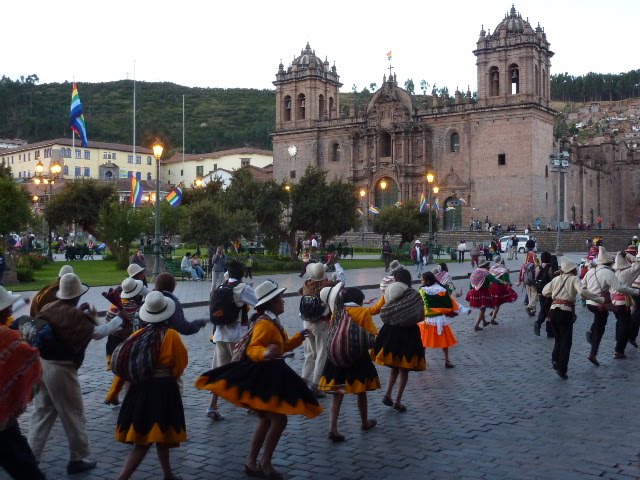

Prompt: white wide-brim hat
xmin=127 ymin=264 xmax=145 ymax=278
xmin=414 ymin=240 xmax=421 ymax=244
xmin=254 ymin=280 xmax=287 ymax=307
xmin=0 ymin=286 xmax=21 ymax=312
xmin=389 ymin=260 xmax=403 ymax=273
xmin=306 ymin=262 xmax=327 ymax=281
xmin=56 ymin=273 xmax=90 ymax=300
xmin=560 ymin=257 xmax=578 ymax=273
xmin=58 ymin=265 xmax=74 ymax=278
xmin=120 ymin=278 xmax=144 ymax=299
xmin=320 ymin=282 xmax=343 ymax=313
xmin=384 ymin=282 xmax=408 ymax=303
xmin=139 ymin=291 xmax=176 ymax=323
xmin=613 ymin=251 xmax=631 ymax=271
xmin=596 ymin=246 xmax=613 ymax=266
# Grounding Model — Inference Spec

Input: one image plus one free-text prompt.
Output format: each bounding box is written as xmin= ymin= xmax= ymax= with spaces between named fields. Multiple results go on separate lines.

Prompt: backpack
xmin=12 ymin=315 xmax=53 ymax=349
xmin=111 ymin=326 xmax=166 ymax=384
xmin=524 ymin=263 xmax=536 ymax=286
xmin=535 ymin=264 xmax=552 ymax=294
xmin=299 ymin=294 xmax=325 ymax=322
xmin=327 ymin=300 xmax=375 ymax=368
xmin=209 ymin=280 xmax=244 ymax=326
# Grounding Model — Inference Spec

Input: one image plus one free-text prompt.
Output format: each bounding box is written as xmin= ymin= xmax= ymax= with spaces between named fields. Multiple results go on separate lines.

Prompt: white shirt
xmin=581 ymin=265 xmax=637 ymax=306
xmin=311 ymin=238 xmax=318 ymax=248
xmin=212 ymin=279 xmax=257 ymax=343
xmin=542 ymin=273 xmax=603 ymax=311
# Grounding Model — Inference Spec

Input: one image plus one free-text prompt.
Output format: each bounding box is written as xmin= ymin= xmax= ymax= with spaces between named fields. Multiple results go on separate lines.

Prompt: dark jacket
xmin=161 ymin=291 xmax=203 ymax=335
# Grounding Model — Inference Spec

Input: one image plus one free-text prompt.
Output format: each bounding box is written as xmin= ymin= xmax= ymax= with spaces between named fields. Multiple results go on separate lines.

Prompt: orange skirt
xmin=418 ymin=322 xmax=458 ymax=349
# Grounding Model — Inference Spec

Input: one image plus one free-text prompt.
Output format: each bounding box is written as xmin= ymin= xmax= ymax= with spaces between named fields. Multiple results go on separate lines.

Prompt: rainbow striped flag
xmin=419 ymin=192 xmax=427 ymax=213
xmin=368 ymin=204 xmax=380 ymax=215
xmin=131 ymin=177 xmax=143 ymax=207
xmin=166 ymin=186 xmax=183 ymax=208
xmin=70 ymin=83 xmax=88 ymax=147
xmin=386 ymin=51 xmax=392 ymax=61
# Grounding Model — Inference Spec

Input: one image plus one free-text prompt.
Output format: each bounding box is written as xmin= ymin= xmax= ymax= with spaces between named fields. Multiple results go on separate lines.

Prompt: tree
xmin=0 ymin=177 xmax=32 ymax=247
xmin=369 ymin=83 xmax=378 ymax=92
xmin=180 ymin=200 xmax=255 ymax=247
xmin=96 ymin=202 xmax=148 ymax=269
xmin=181 ymin=179 xmax=224 ymax=205
xmin=45 ymin=180 xmax=116 ymax=235
xmin=420 ymin=80 xmax=430 ymax=96
xmin=139 ymin=201 xmax=184 ymax=243
xmin=404 ymin=78 xmax=415 ymax=95
xmin=0 ymin=160 xmax=12 ymax=180
xmin=372 ymin=203 xmax=433 ymax=249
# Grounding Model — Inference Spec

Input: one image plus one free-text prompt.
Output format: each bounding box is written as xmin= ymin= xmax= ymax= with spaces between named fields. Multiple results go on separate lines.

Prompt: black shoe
xmin=586 ymin=330 xmax=593 ymax=344
xmin=67 ymin=459 xmax=97 ymax=474
xmin=630 ymin=340 xmax=638 ymax=348
xmin=555 ymin=370 xmax=568 ymax=380
xmin=587 ymin=355 xmax=600 ymax=367
xmin=534 ymin=323 xmax=541 ymax=336
xmin=552 ymin=361 xmax=559 ymax=370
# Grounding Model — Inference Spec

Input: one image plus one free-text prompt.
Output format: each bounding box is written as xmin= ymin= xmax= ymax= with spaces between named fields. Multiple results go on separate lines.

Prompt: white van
xmin=499 ymin=235 xmax=535 ymax=253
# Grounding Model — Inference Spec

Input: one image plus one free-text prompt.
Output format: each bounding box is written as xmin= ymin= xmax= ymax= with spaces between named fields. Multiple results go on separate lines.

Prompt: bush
xmin=17 ymin=254 xmax=50 ymax=271
xmin=252 ymin=256 xmax=302 ymax=272
xmin=16 ymin=268 xmax=35 ymax=283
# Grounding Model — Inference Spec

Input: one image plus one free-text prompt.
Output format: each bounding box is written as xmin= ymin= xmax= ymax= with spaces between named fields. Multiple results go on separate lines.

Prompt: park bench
xmin=338 ymin=247 xmax=354 ymax=259
xmin=165 ymin=259 xmax=189 ymax=281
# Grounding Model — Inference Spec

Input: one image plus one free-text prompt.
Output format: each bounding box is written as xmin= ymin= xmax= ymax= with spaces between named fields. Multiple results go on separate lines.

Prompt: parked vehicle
xmin=499 ymin=235 xmax=535 ymax=253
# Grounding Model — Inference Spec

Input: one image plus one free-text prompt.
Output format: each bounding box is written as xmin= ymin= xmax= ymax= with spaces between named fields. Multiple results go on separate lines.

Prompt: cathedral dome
xmin=494 ymin=5 xmax=531 ymax=35
xmin=292 ymin=42 xmax=325 ymax=70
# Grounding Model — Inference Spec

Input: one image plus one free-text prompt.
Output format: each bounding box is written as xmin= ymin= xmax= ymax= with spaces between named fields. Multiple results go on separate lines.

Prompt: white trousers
xmin=28 ymin=359 xmax=90 ymax=462
xmin=301 ymin=320 xmax=329 ymax=386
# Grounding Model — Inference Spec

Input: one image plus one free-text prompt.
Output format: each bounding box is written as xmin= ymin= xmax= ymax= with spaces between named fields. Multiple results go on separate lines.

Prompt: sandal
xmin=328 ymin=431 xmax=346 ymax=442
xmin=361 ymin=419 xmax=377 ymax=430
xmin=261 ymin=468 xmax=284 ymax=480
xmin=393 ymin=403 xmax=407 ymax=413
xmin=445 ymin=362 xmax=455 ymax=369
xmin=244 ymin=464 xmax=265 ymax=478
xmin=382 ymin=396 xmax=393 ymax=407
xmin=490 ymin=320 xmax=499 ymax=325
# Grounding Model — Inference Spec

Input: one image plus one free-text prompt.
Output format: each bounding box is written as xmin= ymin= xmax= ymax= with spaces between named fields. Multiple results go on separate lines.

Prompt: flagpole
xmin=182 ymin=94 xmax=185 ymax=184
xmin=133 ymin=60 xmax=137 ymax=191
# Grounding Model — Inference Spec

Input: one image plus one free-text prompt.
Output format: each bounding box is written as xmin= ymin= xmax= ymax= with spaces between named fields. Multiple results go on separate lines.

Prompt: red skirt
xmin=465 ymin=287 xmax=493 ymax=309
xmin=489 ymin=283 xmax=518 ymax=306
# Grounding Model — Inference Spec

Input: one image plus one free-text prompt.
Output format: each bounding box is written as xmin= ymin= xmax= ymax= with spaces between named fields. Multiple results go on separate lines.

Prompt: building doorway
xmin=374 ymin=177 xmax=399 ymax=210
xmin=443 ymin=197 xmax=462 ymax=230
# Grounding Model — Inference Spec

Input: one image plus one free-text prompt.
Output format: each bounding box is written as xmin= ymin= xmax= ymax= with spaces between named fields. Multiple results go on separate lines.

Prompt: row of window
xmin=127 ymin=155 xmax=153 ymax=165
xmin=126 ymin=171 xmax=153 ymax=181
xmin=488 ymin=64 xmax=547 ymax=97
xmin=2 ymin=149 xmax=154 ymax=165
xmin=283 ymin=94 xmax=335 ymax=121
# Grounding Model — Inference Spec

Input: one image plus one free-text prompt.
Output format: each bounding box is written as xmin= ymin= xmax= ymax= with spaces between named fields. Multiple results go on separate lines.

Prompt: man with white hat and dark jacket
xmin=28 ymin=273 xmax=124 ymax=475
xmin=582 ymin=247 xmax=639 ymax=367
xmin=542 ymin=258 xmax=605 ymax=379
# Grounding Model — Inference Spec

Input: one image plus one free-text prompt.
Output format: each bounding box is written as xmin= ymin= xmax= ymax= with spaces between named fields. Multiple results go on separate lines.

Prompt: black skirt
xmin=195 ymin=358 xmax=322 ymax=418
xmin=319 ymin=353 xmax=381 ymax=394
xmin=116 ymin=376 xmax=186 ymax=446
xmin=371 ymin=324 xmax=427 ymax=371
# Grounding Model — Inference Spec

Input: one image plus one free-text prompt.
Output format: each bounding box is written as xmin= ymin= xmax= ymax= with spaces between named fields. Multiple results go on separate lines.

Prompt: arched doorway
xmin=443 ymin=196 xmax=462 ymax=230
xmin=374 ymin=177 xmax=399 ymax=210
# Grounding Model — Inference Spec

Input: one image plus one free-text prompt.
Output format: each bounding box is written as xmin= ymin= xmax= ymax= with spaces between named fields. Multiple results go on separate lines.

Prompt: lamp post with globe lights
xmin=359 ymin=188 xmax=366 ymax=248
xmin=34 ymin=160 xmax=62 ymax=260
xmin=151 ymin=140 xmax=164 ymax=282
xmin=426 ymin=172 xmax=436 ymax=263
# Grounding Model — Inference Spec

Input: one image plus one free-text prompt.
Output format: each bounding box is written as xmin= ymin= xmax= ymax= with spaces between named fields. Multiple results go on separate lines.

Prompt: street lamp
xmin=426 ymin=173 xmax=435 ymax=263
xmin=151 ymin=139 xmax=164 ymax=282
xmin=359 ymin=188 xmax=366 ymax=248
xmin=34 ymin=160 xmax=62 ymax=260
xmin=549 ymin=141 xmax=570 ymax=256
xmin=194 ymin=177 xmax=204 ymax=188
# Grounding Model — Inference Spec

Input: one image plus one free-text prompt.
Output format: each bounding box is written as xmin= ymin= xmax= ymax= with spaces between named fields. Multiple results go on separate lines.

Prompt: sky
xmin=4 ymin=0 xmax=639 ymax=93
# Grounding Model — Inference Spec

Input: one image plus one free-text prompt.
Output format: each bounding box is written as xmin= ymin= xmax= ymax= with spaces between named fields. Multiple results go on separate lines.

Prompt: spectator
xmin=469 ymin=242 xmax=480 ymax=268
xmin=211 ymin=245 xmax=227 ymax=290
xmin=191 ymin=254 xmax=205 ymax=280
xmin=381 ymin=241 xmax=393 ymax=272
xmin=129 ymin=249 xmax=146 ymax=270
xmin=180 ymin=252 xmax=199 ymax=281
xmin=457 ymin=239 xmax=467 ymax=263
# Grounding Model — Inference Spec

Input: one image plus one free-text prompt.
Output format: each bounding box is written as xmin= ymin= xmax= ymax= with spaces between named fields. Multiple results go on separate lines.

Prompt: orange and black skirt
xmin=371 ymin=324 xmax=427 ymax=371
xmin=195 ymin=358 xmax=322 ymax=418
xmin=115 ymin=376 xmax=186 ymax=447
xmin=319 ymin=354 xmax=381 ymax=394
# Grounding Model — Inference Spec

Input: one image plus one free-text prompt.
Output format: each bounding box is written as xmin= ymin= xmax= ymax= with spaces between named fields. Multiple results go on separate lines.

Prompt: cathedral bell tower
xmin=273 ymin=43 xmax=342 ymax=130
xmin=473 ymin=5 xmax=553 ymax=108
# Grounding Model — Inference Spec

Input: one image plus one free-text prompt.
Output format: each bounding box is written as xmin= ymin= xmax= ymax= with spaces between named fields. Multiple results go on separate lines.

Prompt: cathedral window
xmin=498 ymin=154 xmax=506 ymax=166
xmin=450 ymin=132 xmax=460 ymax=153
xmin=319 ymin=94 xmax=325 ymax=119
xmin=535 ymin=65 xmax=540 ymax=96
xmin=297 ymin=94 xmax=306 ymax=120
xmin=379 ymin=132 xmax=392 ymax=157
xmin=329 ymin=97 xmax=335 ymax=118
xmin=332 ymin=143 xmax=340 ymax=162
xmin=284 ymin=96 xmax=292 ymax=121
xmin=509 ymin=64 xmax=520 ymax=94
xmin=489 ymin=67 xmax=500 ymax=96
xmin=290 ymin=170 xmax=296 ymax=179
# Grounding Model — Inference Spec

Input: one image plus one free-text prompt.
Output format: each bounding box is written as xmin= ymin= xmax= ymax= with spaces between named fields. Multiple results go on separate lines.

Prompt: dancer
xmin=380 ymin=259 xmax=403 ymax=293
xmin=418 ymin=271 xmax=462 ymax=368
xmin=196 ymin=280 xmax=321 ymax=478
xmin=372 ymin=268 xmax=426 ymax=412
xmin=104 ymin=277 xmax=144 ymax=406
xmin=319 ymin=283 xmax=383 ymax=442
xmin=487 ymin=256 xmax=518 ymax=325
xmin=433 ymin=263 xmax=462 ymax=297
xmin=115 ymin=292 xmax=187 ymax=480
xmin=30 ymin=264 xmax=73 ymax=316
xmin=610 ymin=252 xmax=640 ymax=359
xmin=466 ymin=259 xmax=507 ymax=331
xmin=541 ymin=258 xmax=605 ymax=379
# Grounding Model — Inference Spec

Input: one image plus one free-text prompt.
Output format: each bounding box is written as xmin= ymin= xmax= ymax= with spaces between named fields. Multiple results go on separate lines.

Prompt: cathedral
xmin=271 ymin=6 xmax=636 ymax=230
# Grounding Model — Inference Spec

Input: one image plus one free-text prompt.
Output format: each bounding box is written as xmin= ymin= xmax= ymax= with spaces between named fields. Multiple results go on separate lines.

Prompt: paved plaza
xmin=8 ymin=256 xmax=640 ymax=479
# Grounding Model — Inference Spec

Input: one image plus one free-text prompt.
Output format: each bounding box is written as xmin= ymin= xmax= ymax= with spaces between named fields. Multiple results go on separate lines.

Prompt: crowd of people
xmin=2 ymin=232 xmax=640 ymax=479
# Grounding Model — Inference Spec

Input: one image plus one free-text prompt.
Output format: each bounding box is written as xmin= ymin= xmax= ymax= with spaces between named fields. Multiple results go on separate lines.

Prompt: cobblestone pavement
xmin=9 ymin=262 xmax=640 ymax=480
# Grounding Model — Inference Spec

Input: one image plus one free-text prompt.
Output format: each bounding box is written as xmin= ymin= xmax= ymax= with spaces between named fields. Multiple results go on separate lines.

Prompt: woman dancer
xmin=418 ymin=271 xmax=462 ymax=368
xmin=372 ymin=268 xmax=426 ymax=412
xmin=196 ymin=280 xmax=321 ymax=479
xmin=466 ymin=259 xmax=507 ymax=331
xmin=115 ymin=292 xmax=187 ymax=480
xmin=487 ymin=256 xmax=518 ymax=325
xmin=319 ymin=283 xmax=383 ymax=442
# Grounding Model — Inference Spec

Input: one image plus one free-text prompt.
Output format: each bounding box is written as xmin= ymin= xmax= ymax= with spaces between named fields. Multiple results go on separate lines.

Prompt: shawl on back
xmin=470 ymin=269 xmax=490 ymax=290
xmin=380 ymin=288 xmax=425 ymax=327
xmin=0 ymin=326 xmax=42 ymax=428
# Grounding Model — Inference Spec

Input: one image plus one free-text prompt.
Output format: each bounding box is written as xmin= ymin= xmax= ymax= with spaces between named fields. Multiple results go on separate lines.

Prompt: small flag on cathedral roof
xmin=131 ymin=177 xmax=143 ymax=207
xmin=368 ymin=204 xmax=380 ymax=215
xmin=419 ymin=192 xmax=427 ymax=213
xmin=386 ymin=51 xmax=392 ymax=61
xmin=70 ymin=83 xmax=89 ymax=147
xmin=166 ymin=186 xmax=183 ymax=208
